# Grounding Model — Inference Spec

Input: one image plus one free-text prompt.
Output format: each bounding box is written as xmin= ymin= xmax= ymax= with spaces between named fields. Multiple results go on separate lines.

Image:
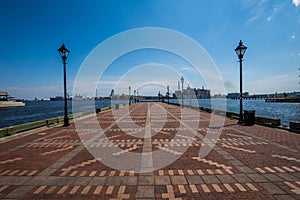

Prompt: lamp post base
xmin=63 ymin=117 xmax=70 ymax=127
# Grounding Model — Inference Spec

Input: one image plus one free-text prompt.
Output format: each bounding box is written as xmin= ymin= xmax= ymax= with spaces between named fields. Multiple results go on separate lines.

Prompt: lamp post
xmin=58 ymin=44 xmax=70 ymax=127
xmin=235 ymin=40 xmax=247 ymax=124
xmin=158 ymin=91 xmax=161 ymax=102
xmin=180 ymin=76 xmax=184 ymax=107
xmin=128 ymin=86 xmax=131 ymax=105
xmin=167 ymin=85 xmax=170 ymax=104
xmin=134 ymin=90 xmax=136 ymax=103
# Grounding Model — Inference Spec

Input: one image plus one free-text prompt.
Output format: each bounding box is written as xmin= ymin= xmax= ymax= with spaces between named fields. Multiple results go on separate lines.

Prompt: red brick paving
xmin=0 ymin=102 xmax=299 ymax=199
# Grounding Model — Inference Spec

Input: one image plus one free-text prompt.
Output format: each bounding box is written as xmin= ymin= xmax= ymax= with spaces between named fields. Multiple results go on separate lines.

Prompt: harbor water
xmin=180 ymin=99 xmax=300 ymax=127
xmin=0 ymin=99 xmax=299 ymax=128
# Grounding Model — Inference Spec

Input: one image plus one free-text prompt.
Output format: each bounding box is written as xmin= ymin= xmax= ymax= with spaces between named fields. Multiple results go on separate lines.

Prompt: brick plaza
xmin=0 ymin=102 xmax=299 ymax=199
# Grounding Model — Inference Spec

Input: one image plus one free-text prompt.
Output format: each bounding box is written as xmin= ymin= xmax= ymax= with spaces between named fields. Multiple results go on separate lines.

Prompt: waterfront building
xmin=111 ymin=94 xmax=130 ymax=100
xmin=195 ymin=86 xmax=211 ymax=99
xmin=174 ymin=86 xmax=211 ymax=99
xmin=227 ymin=92 xmax=249 ymax=99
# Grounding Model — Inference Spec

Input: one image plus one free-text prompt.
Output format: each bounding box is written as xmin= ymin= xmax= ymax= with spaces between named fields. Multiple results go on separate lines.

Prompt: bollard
xmin=290 ymin=121 xmax=300 ymax=133
xmin=244 ymin=110 xmax=255 ymax=126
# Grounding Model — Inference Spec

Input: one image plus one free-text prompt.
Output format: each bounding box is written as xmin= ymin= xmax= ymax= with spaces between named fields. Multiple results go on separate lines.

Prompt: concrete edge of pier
xmin=0 ymin=106 xmax=113 ymax=139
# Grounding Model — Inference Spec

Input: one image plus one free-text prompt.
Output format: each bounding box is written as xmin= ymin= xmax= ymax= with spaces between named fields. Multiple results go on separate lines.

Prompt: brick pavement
xmin=0 ymin=102 xmax=299 ymax=199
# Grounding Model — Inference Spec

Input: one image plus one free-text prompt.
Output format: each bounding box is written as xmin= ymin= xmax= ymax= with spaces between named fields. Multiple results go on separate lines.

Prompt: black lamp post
xmin=129 ymin=86 xmax=131 ymax=105
xmin=235 ymin=40 xmax=247 ymax=124
xmin=158 ymin=91 xmax=161 ymax=102
xmin=134 ymin=90 xmax=136 ymax=103
xmin=167 ymin=85 xmax=170 ymax=104
xmin=58 ymin=44 xmax=70 ymax=127
xmin=180 ymin=76 xmax=184 ymax=107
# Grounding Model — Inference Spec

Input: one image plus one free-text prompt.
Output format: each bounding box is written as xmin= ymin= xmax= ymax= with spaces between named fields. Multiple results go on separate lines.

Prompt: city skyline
xmin=0 ymin=0 xmax=300 ymax=100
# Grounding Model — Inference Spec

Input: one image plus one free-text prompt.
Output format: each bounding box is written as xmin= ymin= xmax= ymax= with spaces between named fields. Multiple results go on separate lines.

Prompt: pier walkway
xmin=0 ymin=102 xmax=299 ymax=199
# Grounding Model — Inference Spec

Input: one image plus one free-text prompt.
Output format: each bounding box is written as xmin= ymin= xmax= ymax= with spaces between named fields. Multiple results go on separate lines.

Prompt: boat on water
xmin=0 ymin=92 xmax=25 ymax=108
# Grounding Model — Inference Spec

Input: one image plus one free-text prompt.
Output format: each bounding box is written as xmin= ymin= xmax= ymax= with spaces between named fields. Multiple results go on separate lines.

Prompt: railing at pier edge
xmin=163 ymin=101 xmax=300 ymax=133
xmin=0 ymin=106 xmax=112 ymax=138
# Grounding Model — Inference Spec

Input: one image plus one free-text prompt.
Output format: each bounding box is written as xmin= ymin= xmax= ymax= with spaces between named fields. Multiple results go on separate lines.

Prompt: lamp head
xmin=235 ymin=40 xmax=247 ymax=59
xmin=58 ymin=43 xmax=70 ymax=60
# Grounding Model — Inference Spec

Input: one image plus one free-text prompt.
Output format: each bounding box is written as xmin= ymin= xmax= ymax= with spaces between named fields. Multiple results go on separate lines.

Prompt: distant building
xmin=227 ymin=93 xmax=239 ymax=99
xmin=174 ymin=90 xmax=182 ymax=99
xmin=183 ymin=85 xmax=196 ymax=99
xmin=195 ymin=86 xmax=211 ymax=99
xmin=213 ymin=94 xmax=226 ymax=98
xmin=227 ymin=92 xmax=249 ymax=99
xmin=111 ymin=93 xmax=130 ymax=100
xmin=174 ymin=85 xmax=210 ymax=99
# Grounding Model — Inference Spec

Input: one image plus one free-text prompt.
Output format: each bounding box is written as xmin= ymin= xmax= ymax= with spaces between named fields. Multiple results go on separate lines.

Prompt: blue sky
xmin=0 ymin=0 xmax=299 ymax=99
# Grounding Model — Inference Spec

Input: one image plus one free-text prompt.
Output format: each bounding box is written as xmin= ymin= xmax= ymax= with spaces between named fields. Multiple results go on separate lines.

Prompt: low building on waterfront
xmin=227 ymin=92 xmax=249 ymax=99
xmin=174 ymin=85 xmax=210 ymax=99
xmin=195 ymin=86 xmax=211 ymax=99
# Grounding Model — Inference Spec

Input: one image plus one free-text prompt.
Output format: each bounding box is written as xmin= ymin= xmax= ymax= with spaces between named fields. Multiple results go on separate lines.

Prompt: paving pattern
xmin=0 ymin=102 xmax=299 ymax=199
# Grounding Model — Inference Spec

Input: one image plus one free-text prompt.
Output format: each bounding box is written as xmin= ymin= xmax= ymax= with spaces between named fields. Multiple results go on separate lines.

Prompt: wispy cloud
xmin=266 ymin=5 xmax=283 ymax=22
xmin=247 ymin=7 xmax=265 ymax=23
xmin=178 ymin=66 xmax=194 ymax=71
xmin=292 ymin=0 xmax=300 ymax=7
xmin=247 ymin=75 xmax=299 ymax=94
xmin=241 ymin=0 xmax=267 ymax=23
xmin=289 ymin=52 xmax=300 ymax=56
xmin=242 ymin=0 xmax=285 ymax=23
